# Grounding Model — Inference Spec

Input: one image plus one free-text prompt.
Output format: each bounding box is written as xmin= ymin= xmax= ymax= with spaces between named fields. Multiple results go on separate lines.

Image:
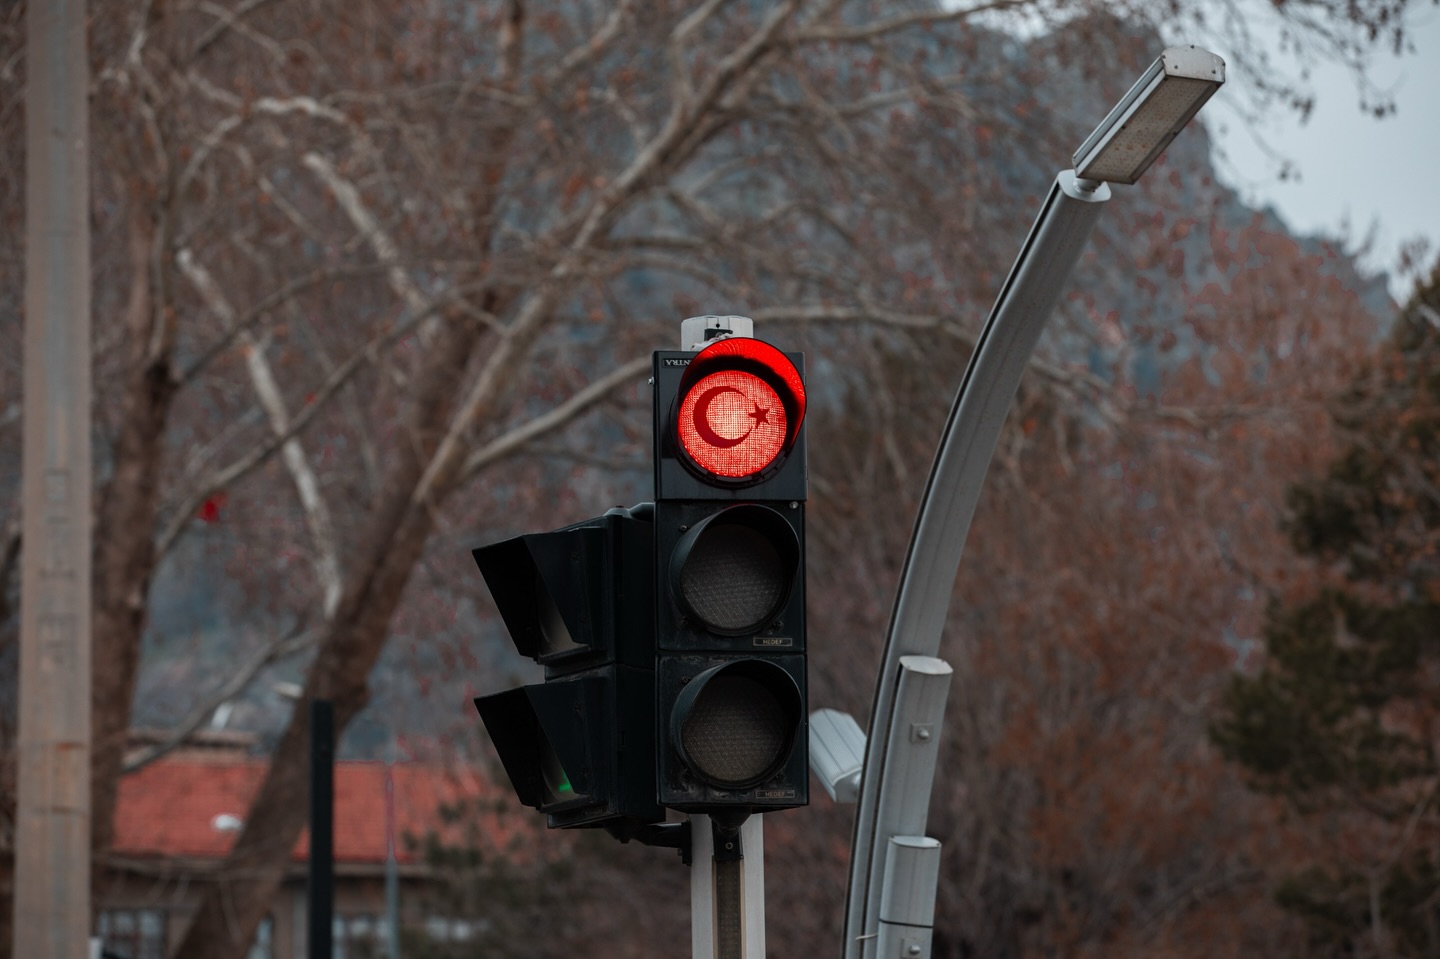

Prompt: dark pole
xmin=309 ymin=700 xmax=335 ymax=959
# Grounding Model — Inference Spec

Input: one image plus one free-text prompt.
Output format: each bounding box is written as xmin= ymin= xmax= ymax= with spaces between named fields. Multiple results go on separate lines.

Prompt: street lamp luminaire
xmin=1074 ymin=46 xmax=1227 ymax=185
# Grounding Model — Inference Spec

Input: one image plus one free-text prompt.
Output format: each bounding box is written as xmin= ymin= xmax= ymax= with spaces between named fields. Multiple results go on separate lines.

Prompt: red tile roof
xmin=112 ymin=758 xmax=525 ymax=866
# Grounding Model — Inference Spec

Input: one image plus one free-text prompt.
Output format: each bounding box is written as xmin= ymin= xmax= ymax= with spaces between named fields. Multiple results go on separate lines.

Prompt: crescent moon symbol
xmin=691 ymin=386 xmax=752 ymax=449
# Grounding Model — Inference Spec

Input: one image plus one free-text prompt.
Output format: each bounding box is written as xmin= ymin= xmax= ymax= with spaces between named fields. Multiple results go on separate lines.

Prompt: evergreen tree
xmin=1212 ymin=261 xmax=1440 ymax=958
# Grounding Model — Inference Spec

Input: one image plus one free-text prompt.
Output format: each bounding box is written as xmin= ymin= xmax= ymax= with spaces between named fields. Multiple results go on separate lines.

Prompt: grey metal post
xmin=385 ymin=742 xmax=400 ymax=959
xmin=15 ymin=0 xmax=93 ymax=955
xmin=843 ymin=172 xmax=1112 ymax=958
xmin=690 ymin=814 xmax=766 ymax=959
xmin=838 ymin=45 xmax=1224 ymax=959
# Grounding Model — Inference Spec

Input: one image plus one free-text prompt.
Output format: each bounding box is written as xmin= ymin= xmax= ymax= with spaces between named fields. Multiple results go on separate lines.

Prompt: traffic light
xmin=472 ymin=506 xmax=663 ymax=830
xmin=651 ymin=336 xmax=809 ymax=812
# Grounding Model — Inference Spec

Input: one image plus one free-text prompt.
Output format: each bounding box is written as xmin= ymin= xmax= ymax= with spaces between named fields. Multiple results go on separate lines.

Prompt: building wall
xmin=99 ymin=869 xmax=408 ymax=959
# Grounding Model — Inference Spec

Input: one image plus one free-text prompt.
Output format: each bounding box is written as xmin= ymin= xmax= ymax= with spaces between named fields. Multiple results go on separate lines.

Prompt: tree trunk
xmin=169 ymin=509 xmax=434 ymax=959
xmin=91 ymin=208 xmax=175 ymax=859
xmin=171 ymin=312 xmax=482 ymax=959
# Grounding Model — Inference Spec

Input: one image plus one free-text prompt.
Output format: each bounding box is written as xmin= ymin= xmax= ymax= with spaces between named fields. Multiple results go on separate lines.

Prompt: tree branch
xmin=301 ymin=152 xmax=434 ymax=321
xmin=154 ymin=304 xmax=431 ymax=559
xmin=795 ymin=0 xmax=1030 ymax=43
xmin=177 ymin=248 xmax=345 ymax=616
xmin=457 ymin=356 xmax=650 ymax=483
xmin=177 ymin=263 xmax=389 ymax=385
xmin=545 ymin=0 xmax=635 ymax=88
xmin=121 ymin=625 xmax=317 ymax=775
xmin=190 ymin=0 xmax=285 ymax=61
xmin=412 ymin=5 xmax=804 ymax=508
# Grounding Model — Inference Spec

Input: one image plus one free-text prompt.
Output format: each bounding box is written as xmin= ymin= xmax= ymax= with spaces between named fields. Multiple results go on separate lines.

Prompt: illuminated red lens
xmin=678 ymin=370 xmax=788 ymax=478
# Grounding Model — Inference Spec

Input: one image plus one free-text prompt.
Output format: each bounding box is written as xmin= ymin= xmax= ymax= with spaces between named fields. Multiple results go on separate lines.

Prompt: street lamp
xmin=1074 ymin=46 xmax=1226 ymax=185
xmin=831 ymin=46 xmax=1225 ymax=959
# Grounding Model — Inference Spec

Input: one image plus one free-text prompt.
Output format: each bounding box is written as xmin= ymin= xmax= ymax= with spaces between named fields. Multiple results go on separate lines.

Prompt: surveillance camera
xmin=808 ymin=708 xmax=866 ymax=803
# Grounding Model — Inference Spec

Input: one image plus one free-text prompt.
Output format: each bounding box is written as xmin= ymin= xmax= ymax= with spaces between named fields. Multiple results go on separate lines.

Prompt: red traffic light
xmin=674 ymin=338 xmax=805 ymax=483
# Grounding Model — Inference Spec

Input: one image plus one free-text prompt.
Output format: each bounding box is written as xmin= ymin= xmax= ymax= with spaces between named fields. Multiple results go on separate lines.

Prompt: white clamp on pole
xmin=681 ymin=314 xmax=754 ymax=350
xmin=864 ymin=656 xmax=953 ymax=959
xmin=877 ymin=836 xmax=942 ymax=959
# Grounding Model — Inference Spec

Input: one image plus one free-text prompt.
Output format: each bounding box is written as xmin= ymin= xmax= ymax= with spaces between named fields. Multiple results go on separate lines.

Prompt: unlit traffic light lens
xmin=672 ymin=661 xmax=802 ymax=788
xmin=671 ymin=505 xmax=799 ymax=635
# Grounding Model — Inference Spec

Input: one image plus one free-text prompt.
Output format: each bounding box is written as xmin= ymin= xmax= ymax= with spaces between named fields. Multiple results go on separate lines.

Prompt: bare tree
xmin=0 ymin=0 xmax=1425 ymax=956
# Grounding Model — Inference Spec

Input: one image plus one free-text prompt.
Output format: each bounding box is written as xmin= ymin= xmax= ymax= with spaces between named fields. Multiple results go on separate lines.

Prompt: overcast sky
xmin=1202 ymin=5 xmax=1440 ymax=303
xmin=966 ymin=0 xmax=1440 ymax=301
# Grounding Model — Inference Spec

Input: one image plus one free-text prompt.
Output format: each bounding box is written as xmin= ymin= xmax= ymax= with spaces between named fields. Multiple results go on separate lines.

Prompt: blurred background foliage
xmin=0 ymin=0 xmax=1434 ymax=955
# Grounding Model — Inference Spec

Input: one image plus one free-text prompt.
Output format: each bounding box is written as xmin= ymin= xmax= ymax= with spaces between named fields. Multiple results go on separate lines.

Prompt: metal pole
xmin=384 ymin=741 xmax=400 ymax=959
xmin=308 ymin=701 xmax=335 ymax=959
xmin=15 ymin=0 xmax=92 ymax=955
xmin=842 ymin=172 xmax=1111 ymax=958
xmin=691 ymin=815 xmax=766 ymax=959
xmin=841 ymin=46 xmax=1225 ymax=956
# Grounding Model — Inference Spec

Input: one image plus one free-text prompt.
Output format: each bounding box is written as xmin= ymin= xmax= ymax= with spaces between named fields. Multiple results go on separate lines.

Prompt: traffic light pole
xmin=690 ymin=814 xmax=765 ymax=959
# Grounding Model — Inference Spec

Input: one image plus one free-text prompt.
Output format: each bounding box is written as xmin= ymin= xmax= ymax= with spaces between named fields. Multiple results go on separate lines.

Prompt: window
xmin=97 ymin=909 xmax=165 ymax=959
xmin=424 ymin=916 xmax=489 ymax=943
xmin=246 ymin=915 xmax=274 ymax=959
xmin=333 ymin=914 xmax=387 ymax=959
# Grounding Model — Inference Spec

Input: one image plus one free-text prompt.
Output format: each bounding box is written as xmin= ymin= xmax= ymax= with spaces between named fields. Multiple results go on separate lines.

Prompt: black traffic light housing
xmin=651 ymin=339 xmax=809 ymax=813
xmin=474 ymin=335 xmax=809 ymax=831
xmin=472 ymin=506 xmax=663 ymax=830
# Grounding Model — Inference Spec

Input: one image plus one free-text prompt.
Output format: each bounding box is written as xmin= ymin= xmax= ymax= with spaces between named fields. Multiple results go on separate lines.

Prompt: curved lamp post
xmin=834 ymin=46 xmax=1226 ymax=959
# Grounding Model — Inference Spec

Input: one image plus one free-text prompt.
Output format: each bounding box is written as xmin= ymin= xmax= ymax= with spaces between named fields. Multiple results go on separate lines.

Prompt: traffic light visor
xmin=475 ymin=683 xmax=594 ymax=812
xmin=674 ymin=338 xmax=805 ymax=484
xmin=472 ymin=527 xmax=601 ymax=664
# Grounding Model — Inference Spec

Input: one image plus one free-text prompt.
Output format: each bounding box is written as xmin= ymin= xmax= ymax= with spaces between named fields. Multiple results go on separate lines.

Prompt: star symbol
xmin=747 ymin=402 xmax=772 ymax=427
